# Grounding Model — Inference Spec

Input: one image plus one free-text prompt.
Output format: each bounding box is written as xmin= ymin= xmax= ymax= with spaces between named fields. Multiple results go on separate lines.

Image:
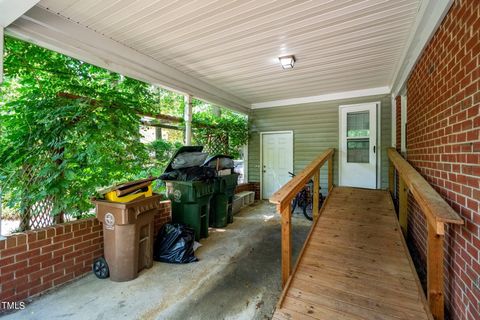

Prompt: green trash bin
xmin=204 ymin=155 xmax=240 ymax=228
xmin=161 ymin=146 xmax=214 ymax=241
xmin=210 ymin=173 xmax=240 ymax=227
xmin=165 ymin=180 xmax=213 ymax=241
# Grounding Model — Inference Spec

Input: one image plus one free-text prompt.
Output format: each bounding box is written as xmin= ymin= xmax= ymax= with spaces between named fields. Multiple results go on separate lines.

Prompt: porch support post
xmin=281 ymin=203 xmax=292 ymax=287
xmin=328 ymin=156 xmax=333 ymax=192
xmin=212 ymin=105 xmax=221 ymax=117
xmin=184 ymin=94 xmax=193 ymax=146
xmin=427 ymin=222 xmax=445 ymax=320
xmin=388 ymin=160 xmax=395 ymax=196
xmin=155 ymin=127 xmax=162 ymax=141
xmin=313 ymin=169 xmax=320 ymax=220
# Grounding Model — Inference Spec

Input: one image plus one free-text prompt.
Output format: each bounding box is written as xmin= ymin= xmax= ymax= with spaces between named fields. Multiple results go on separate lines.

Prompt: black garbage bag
xmin=159 ymin=170 xmax=179 ymax=181
xmin=204 ymin=155 xmax=235 ymax=170
xmin=159 ymin=167 xmax=216 ymax=182
xmin=153 ymin=224 xmax=198 ymax=263
xmin=177 ymin=166 xmax=216 ymax=182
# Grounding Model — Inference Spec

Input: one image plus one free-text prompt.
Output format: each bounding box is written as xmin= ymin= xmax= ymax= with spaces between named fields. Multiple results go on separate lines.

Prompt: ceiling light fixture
xmin=278 ymin=55 xmax=295 ymax=69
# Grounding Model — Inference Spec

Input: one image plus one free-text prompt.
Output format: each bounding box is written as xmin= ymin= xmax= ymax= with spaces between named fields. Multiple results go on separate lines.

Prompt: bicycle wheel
xmin=300 ymin=196 xmax=313 ymax=221
xmin=302 ymin=192 xmax=325 ymax=221
xmin=319 ymin=192 xmax=325 ymax=209
xmin=291 ymin=197 xmax=298 ymax=214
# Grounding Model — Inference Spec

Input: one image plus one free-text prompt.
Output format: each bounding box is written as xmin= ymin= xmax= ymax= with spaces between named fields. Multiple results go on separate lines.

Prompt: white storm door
xmin=339 ymin=104 xmax=377 ymax=189
xmin=261 ymin=132 xmax=293 ymax=199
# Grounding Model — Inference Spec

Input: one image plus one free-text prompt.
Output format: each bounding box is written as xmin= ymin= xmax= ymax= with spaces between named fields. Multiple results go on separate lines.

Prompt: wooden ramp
xmin=273 ymin=187 xmax=432 ymax=320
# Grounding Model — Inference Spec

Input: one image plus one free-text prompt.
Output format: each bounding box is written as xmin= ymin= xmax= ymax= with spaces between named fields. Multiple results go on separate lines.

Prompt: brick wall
xmin=403 ymin=0 xmax=480 ymax=319
xmin=235 ymin=182 xmax=260 ymax=200
xmin=0 ymin=219 xmax=103 ymax=307
xmin=0 ymin=201 xmax=171 ymax=308
xmin=154 ymin=201 xmax=172 ymax=235
xmin=396 ymin=95 xmax=402 ymax=150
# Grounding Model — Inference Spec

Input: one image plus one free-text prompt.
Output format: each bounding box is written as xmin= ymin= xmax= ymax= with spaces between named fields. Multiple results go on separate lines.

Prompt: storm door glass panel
xmin=347 ymin=140 xmax=369 ymax=163
xmin=346 ymin=111 xmax=370 ymax=163
xmin=347 ymin=111 xmax=369 ymax=137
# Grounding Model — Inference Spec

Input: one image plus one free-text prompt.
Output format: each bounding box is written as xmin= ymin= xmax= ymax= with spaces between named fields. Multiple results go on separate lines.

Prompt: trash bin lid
xmin=204 ymin=155 xmax=235 ymax=170
xmin=163 ymin=145 xmax=204 ymax=174
xmin=204 ymin=154 xmax=233 ymax=165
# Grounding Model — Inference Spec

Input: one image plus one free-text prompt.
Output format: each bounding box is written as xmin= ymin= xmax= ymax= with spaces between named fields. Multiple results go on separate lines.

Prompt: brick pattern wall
xmin=235 ymin=182 xmax=260 ymax=200
xmin=154 ymin=200 xmax=172 ymax=236
xmin=0 ymin=201 xmax=171 ymax=308
xmin=405 ymin=1 xmax=480 ymax=319
xmin=396 ymin=95 xmax=402 ymax=150
xmin=0 ymin=219 xmax=103 ymax=307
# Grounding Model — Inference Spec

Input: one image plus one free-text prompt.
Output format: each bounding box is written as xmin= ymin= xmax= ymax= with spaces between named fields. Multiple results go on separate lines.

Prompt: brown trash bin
xmin=93 ymin=194 xmax=163 ymax=282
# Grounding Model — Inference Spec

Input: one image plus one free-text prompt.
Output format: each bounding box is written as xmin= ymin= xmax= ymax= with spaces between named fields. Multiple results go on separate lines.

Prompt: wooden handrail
xmin=270 ymin=148 xmax=334 ymax=287
xmin=387 ymin=148 xmax=463 ymax=320
xmin=270 ymin=148 xmax=334 ymax=210
xmin=387 ymin=148 xmax=463 ymax=234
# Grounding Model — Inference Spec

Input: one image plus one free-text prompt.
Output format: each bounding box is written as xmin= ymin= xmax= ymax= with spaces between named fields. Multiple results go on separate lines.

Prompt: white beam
xmin=6 ymin=6 xmax=250 ymax=113
xmin=251 ymin=87 xmax=390 ymax=109
xmin=0 ymin=0 xmax=40 ymax=27
xmin=390 ymin=0 xmax=453 ymax=96
xmin=184 ymin=95 xmax=193 ymax=146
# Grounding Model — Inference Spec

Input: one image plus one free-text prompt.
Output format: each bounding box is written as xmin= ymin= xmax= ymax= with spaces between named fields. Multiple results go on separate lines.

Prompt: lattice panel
xmin=199 ymin=133 xmax=229 ymax=155
xmin=20 ymin=197 xmax=56 ymax=231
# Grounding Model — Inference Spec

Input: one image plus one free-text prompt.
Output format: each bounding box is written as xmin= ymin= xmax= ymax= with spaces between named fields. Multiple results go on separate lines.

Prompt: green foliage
xmin=156 ymin=88 xmax=185 ymax=117
xmin=0 ymin=37 xmax=157 ymax=217
xmin=148 ymin=140 xmax=183 ymax=169
xmin=0 ymin=36 xmax=249 ymax=223
xmin=192 ymin=109 xmax=249 ymax=158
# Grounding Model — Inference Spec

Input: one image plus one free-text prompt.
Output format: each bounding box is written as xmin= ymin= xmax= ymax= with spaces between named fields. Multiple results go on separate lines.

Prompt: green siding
xmin=248 ymin=95 xmax=392 ymax=194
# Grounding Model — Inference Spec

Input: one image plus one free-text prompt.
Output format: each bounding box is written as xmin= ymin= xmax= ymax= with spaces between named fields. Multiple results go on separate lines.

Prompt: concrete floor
xmin=3 ymin=201 xmax=311 ymax=320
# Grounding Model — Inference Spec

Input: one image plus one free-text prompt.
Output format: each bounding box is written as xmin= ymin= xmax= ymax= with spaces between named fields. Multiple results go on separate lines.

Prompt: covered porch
xmin=1 ymin=1 xmax=478 ymax=319
xmin=2 ymin=202 xmax=312 ymax=320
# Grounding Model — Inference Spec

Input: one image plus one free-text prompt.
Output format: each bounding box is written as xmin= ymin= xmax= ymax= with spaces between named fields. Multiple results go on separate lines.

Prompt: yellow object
xmin=105 ymin=185 xmax=153 ymax=203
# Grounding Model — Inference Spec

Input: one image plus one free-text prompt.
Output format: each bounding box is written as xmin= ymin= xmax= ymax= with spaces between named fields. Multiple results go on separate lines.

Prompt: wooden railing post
xmin=398 ymin=177 xmax=408 ymax=235
xmin=281 ymin=203 xmax=292 ymax=287
xmin=270 ymin=149 xmax=334 ymax=287
xmin=313 ymin=169 xmax=320 ymax=220
xmin=328 ymin=156 xmax=333 ymax=192
xmin=387 ymin=148 xmax=462 ymax=319
xmin=427 ymin=222 xmax=445 ymax=320
xmin=388 ymin=160 xmax=394 ymax=195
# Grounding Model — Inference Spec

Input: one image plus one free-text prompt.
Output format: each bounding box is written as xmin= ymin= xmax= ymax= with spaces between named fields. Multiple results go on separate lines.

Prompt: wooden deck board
xmin=273 ymin=187 xmax=432 ymax=320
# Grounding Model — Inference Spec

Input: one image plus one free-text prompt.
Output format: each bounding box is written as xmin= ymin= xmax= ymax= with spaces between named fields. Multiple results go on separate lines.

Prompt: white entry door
xmin=339 ymin=103 xmax=377 ymax=189
xmin=261 ymin=132 xmax=293 ymax=199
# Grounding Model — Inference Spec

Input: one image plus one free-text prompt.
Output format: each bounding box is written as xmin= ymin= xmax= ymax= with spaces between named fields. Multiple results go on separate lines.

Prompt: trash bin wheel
xmin=93 ymin=257 xmax=109 ymax=279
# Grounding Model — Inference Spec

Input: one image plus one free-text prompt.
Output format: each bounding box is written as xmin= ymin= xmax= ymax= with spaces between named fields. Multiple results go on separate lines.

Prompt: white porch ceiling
xmin=26 ymin=0 xmax=421 ymax=107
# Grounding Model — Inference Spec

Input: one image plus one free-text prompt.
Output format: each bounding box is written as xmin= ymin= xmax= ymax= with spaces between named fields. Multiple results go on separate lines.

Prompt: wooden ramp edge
xmin=273 ymin=187 xmax=433 ymax=320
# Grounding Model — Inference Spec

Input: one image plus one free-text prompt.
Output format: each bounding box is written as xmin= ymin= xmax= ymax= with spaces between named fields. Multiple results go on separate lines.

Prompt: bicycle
xmin=289 ymin=172 xmax=324 ymax=221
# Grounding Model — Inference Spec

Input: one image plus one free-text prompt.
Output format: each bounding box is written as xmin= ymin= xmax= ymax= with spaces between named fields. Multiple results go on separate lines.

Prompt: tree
xmin=0 ymin=36 xmax=249 ymax=227
xmin=0 ymin=37 xmax=157 ymax=220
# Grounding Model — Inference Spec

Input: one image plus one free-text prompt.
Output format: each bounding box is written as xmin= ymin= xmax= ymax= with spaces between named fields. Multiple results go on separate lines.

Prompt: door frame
xmin=338 ymin=102 xmax=381 ymax=189
xmin=259 ymin=131 xmax=294 ymax=199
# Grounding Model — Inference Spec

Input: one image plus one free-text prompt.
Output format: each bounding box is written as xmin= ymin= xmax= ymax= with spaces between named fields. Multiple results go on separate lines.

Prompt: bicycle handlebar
xmin=287 ymin=171 xmax=321 ymax=189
